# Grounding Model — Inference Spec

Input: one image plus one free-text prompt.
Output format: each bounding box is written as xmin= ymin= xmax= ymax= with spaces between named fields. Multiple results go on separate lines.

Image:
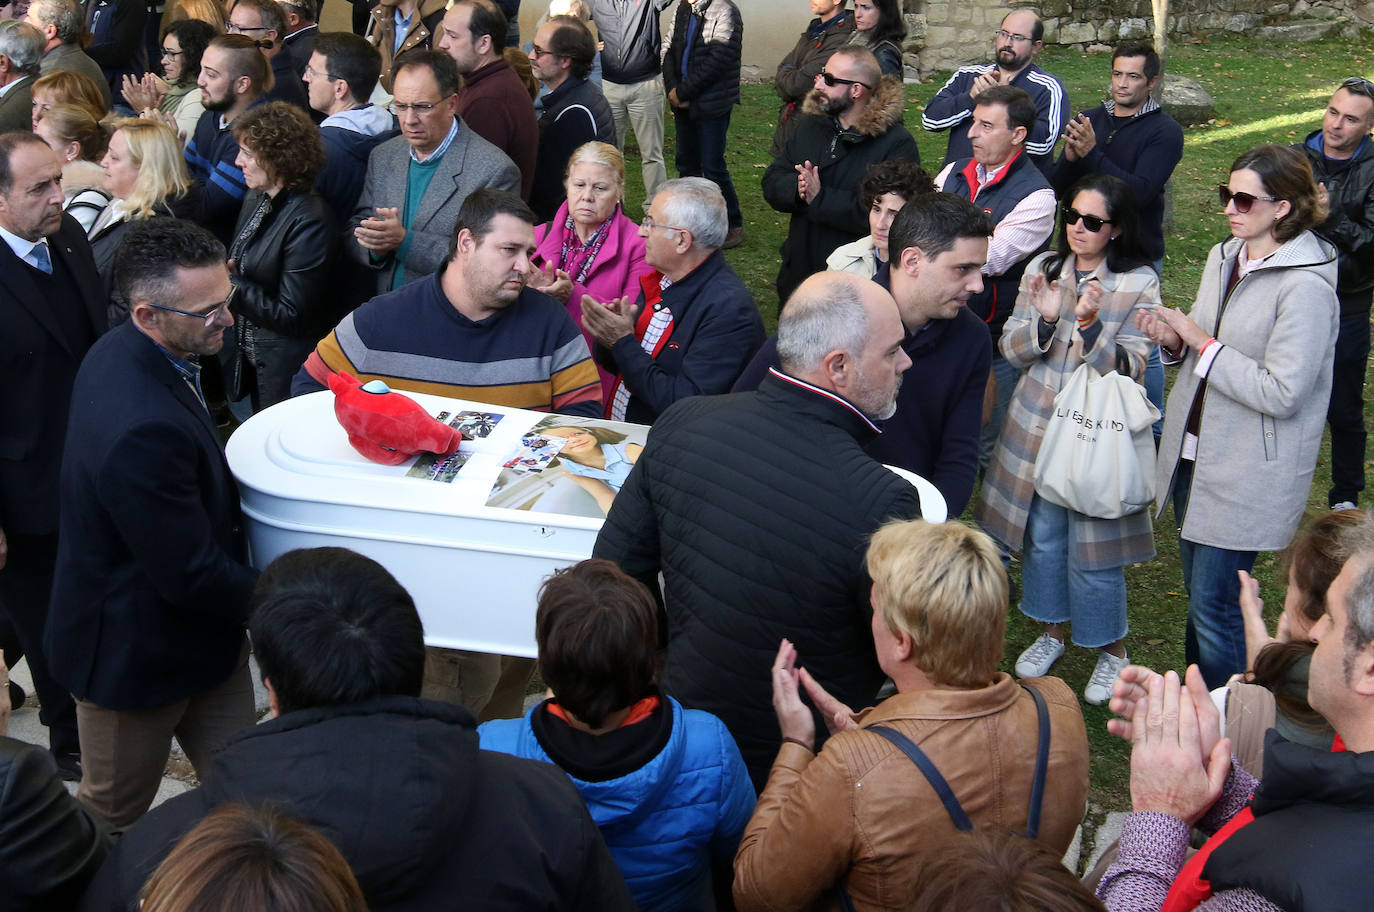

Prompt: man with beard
xmin=184 ymin=34 xmax=271 ymax=244
xmin=762 ymin=45 xmax=918 ymax=307
xmin=922 ymin=9 xmax=1068 ymax=172
xmin=1297 ymin=77 xmax=1374 ymax=512
xmin=734 ymin=193 xmax=993 ymax=518
xmin=46 ymin=220 xmax=259 ymax=829
xmin=594 ymin=270 xmax=922 ymax=789
xmin=295 ymin=189 xmax=599 ymax=728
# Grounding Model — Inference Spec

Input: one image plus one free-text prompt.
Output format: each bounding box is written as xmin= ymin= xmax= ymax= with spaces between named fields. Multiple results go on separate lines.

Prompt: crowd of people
xmin=0 ymin=0 xmax=1371 ymax=908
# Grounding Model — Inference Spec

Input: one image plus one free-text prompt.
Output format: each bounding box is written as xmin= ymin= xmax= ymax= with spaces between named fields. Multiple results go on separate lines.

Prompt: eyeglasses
xmin=226 ymin=21 xmax=272 ymax=33
xmin=146 ymin=288 xmax=235 ymax=327
xmin=1063 ymin=207 xmax=1113 ymax=232
xmin=1218 ymin=185 xmax=1279 ymax=214
xmin=529 ymin=44 xmax=557 ymax=59
xmin=387 ymin=94 xmax=454 ymax=115
xmin=641 ymin=215 xmax=688 ymax=234
xmin=159 ymin=47 xmax=185 ymax=58
xmin=994 ymin=28 xmax=1033 ymax=43
xmin=1340 ymin=76 xmax=1374 ymax=100
xmin=302 ymin=64 xmax=341 ymax=81
xmin=818 ymin=70 xmax=872 ymax=91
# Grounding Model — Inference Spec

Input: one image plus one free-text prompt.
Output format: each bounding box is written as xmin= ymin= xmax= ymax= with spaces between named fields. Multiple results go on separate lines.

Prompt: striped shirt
xmin=299 ymin=272 xmax=601 ymax=416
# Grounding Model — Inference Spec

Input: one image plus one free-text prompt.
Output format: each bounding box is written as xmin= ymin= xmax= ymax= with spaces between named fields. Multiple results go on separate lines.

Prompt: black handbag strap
xmin=866 ymin=682 xmax=1052 ymax=838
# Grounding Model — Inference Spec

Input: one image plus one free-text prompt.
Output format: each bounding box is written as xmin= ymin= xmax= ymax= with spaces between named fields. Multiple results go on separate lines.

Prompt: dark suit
xmin=0 ymin=75 xmax=35 ymax=133
xmin=0 ymin=215 xmax=105 ymax=761
xmin=47 ymin=319 xmax=259 ymax=824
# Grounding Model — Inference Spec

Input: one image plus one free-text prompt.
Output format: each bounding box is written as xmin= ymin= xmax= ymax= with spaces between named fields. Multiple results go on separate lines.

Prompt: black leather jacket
xmin=0 ymin=737 xmax=113 ymax=911
xmin=1298 ymin=128 xmax=1374 ymax=310
xmin=226 ymin=188 xmax=340 ymax=407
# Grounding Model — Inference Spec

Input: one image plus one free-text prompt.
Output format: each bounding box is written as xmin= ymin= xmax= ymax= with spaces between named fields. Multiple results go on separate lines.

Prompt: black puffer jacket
xmin=76 ymin=697 xmax=636 ymax=912
xmin=593 ymin=371 xmax=922 ymax=789
xmin=1299 ymin=129 xmax=1374 ymax=312
xmin=762 ymin=76 xmax=920 ymax=306
xmin=661 ymin=0 xmax=742 ymax=120
xmin=223 ymin=188 xmax=340 ymax=408
xmin=0 ymin=737 xmax=112 ymax=912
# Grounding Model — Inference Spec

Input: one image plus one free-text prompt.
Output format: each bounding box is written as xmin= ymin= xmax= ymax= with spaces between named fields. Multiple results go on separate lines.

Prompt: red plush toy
xmin=328 ymin=372 xmax=464 ymax=465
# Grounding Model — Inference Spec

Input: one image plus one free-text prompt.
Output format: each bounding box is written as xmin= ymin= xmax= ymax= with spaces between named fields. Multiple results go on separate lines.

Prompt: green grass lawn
xmin=615 ymin=32 xmax=1373 ymax=832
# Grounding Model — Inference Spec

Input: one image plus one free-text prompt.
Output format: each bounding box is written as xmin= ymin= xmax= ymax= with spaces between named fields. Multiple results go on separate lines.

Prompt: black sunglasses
xmin=818 ymin=71 xmax=873 ymax=91
xmin=1218 ymin=185 xmax=1278 ymax=214
xmin=1063 ymin=207 xmax=1112 ymax=232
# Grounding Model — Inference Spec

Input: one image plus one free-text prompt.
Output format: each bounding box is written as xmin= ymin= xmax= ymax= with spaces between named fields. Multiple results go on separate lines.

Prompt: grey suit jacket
xmin=0 ymin=75 xmax=35 ymax=133
xmin=39 ymin=44 xmax=112 ymax=111
xmin=347 ymin=119 xmax=520 ymax=293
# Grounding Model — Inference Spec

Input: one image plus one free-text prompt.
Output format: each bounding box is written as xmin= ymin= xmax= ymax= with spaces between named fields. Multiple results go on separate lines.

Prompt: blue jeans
xmin=673 ymin=109 xmax=742 ymax=229
xmin=1173 ymin=461 xmax=1256 ymax=688
xmin=1019 ymin=495 xmax=1128 ymax=648
xmin=1145 ymin=345 xmax=1164 ymax=441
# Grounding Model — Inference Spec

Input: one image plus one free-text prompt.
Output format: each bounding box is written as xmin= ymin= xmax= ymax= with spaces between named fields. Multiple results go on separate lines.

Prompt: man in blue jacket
xmin=735 ymin=193 xmax=992 ymax=517
xmin=582 ymin=177 xmax=763 ymax=425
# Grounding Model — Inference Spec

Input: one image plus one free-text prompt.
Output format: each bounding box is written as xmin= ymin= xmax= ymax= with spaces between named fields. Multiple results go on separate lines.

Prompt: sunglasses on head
xmin=1062 ymin=207 xmax=1112 ymax=232
xmin=1340 ymin=76 xmax=1374 ymax=100
xmin=1217 ymin=185 xmax=1278 ymax=214
xmin=818 ymin=71 xmax=873 ymax=91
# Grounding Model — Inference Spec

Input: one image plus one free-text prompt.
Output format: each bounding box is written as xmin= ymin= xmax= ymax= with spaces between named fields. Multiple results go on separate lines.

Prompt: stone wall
xmin=909 ymin=0 xmax=1373 ymax=77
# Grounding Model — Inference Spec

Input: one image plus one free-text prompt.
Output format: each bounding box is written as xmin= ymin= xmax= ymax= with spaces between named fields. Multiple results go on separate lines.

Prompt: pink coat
xmin=534 ymin=202 xmax=652 ymax=401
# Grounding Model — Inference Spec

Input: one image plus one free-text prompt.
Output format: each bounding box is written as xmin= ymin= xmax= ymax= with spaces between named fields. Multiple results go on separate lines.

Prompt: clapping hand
xmin=121 ymin=72 xmax=168 ymax=113
xmin=1075 ymin=278 xmax=1104 ymax=323
xmin=1062 ymin=114 xmax=1098 ymax=162
xmin=771 ymin=639 xmax=818 ymax=751
xmin=1026 ymin=272 xmax=1062 ymax=324
xmin=1136 ymin=307 xmax=1185 ymax=352
xmin=528 ymin=261 xmax=572 ymax=303
xmin=970 ymin=68 xmax=1001 ymax=97
xmin=795 ymin=160 xmax=821 ymax=204
xmin=355 ymin=207 xmax=406 ymax=254
xmin=1127 ymin=668 xmax=1231 ymax=824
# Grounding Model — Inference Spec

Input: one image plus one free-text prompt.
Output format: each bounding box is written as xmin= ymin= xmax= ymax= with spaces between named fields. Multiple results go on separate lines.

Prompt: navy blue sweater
xmin=732 ymin=264 xmax=990 ymax=516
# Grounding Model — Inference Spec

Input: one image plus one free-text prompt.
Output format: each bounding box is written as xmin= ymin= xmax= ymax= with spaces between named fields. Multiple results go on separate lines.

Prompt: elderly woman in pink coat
xmin=529 ymin=141 xmax=652 ymax=401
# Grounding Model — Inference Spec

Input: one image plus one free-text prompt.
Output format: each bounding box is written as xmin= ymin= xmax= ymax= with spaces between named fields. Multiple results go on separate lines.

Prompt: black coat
xmin=661 ymin=0 xmax=742 ymax=120
xmin=762 ymin=77 xmax=920 ymax=306
xmin=223 ymin=188 xmax=340 ymax=408
xmin=593 ymin=372 xmax=922 ymax=788
xmin=46 ymin=320 xmax=259 ymax=711
xmin=0 ymin=738 xmax=112 ymax=912
xmin=1299 ymin=128 xmax=1374 ymax=310
xmin=0 ymin=216 xmax=105 ymax=538
xmin=90 ymin=194 xmax=197 ymax=328
xmin=76 ymin=697 xmax=637 ymax=912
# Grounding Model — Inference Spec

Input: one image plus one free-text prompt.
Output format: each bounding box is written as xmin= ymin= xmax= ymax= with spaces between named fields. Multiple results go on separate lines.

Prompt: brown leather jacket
xmin=366 ymin=0 xmax=448 ymax=93
xmin=733 ymin=673 xmax=1089 ymax=912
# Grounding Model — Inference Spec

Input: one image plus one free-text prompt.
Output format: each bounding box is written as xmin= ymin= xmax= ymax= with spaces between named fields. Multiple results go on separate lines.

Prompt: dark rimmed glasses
xmin=818 ymin=71 xmax=873 ymax=91
xmin=1063 ymin=207 xmax=1113 ymax=232
xmin=1218 ymin=185 xmax=1278 ymax=214
xmin=146 ymin=288 xmax=236 ymax=327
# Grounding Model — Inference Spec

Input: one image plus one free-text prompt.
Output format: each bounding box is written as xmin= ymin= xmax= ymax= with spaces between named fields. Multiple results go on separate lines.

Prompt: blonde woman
xmin=90 ymin=118 xmax=193 ymax=323
xmin=32 ymin=102 xmax=110 ymax=232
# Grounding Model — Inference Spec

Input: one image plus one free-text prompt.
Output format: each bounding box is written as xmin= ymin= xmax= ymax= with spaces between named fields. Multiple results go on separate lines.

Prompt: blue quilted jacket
xmin=479 ymin=696 xmax=756 ymax=912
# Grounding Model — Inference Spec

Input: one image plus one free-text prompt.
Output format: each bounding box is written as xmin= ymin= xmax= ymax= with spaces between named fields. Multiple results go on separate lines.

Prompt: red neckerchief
xmin=958 ymin=147 xmax=1025 ymax=204
xmin=546 ymin=694 xmax=661 ymax=729
xmin=1160 ymin=733 xmax=1347 ymax=912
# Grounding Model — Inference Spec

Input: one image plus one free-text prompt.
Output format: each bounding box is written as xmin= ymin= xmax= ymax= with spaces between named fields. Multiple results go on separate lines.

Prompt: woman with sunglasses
xmin=979 ymin=173 xmax=1158 ymax=706
xmin=121 ymin=19 xmax=216 ymax=146
xmin=1142 ymin=143 xmax=1338 ymax=690
xmin=848 ymin=0 xmax=906 ymax=77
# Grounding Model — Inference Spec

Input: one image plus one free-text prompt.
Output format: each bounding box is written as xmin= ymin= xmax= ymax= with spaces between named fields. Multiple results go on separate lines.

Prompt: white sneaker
xmin=1333 ymin=501 xmax=1358 ymax=512
xmin=1015 ymin=633 xmax=1065 ymax=678
xmin=1084 ymin=650 xmax=1130 ymax=706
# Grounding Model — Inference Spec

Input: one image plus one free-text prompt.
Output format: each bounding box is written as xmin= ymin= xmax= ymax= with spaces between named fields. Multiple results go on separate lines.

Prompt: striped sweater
xmin=293 ymin=273 xmax=601 ymax=417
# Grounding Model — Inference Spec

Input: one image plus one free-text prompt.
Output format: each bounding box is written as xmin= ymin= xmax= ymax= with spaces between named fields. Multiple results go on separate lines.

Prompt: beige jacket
xmin=733 ymin=674 xmax=1089 ymax=912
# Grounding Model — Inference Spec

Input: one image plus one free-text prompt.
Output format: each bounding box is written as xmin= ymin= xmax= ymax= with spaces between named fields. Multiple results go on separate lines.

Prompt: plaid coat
xmin=976 ymin=252 xmax=1159 ymax=570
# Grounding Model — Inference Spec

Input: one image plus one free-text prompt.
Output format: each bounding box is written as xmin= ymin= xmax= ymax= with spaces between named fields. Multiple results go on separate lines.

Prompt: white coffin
xmin=225 ymin=391 xmax=948 ymax=658
xmin=225 ymin=391 xmax=654 ymax=658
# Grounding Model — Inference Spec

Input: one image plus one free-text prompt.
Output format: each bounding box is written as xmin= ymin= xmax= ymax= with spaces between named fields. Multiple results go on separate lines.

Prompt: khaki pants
xmin=603 ymin=76 xmax=667 ymax=201
xmin=422 ymin=647 xmax=537 ymax=722
xmin=76 ymin=643 xmax=256 ymax=828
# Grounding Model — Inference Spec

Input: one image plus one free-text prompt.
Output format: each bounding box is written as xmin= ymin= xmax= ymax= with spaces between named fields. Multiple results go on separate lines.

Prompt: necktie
xmin=31 ymin=241 xmax=52 ymax=275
